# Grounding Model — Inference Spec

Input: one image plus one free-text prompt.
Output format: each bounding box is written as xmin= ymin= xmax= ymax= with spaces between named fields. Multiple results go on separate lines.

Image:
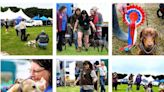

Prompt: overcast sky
xmin=112 ymin=57 xmax=164 ymax=75
xmin=0 ymin=0 xmax=53 ymax=9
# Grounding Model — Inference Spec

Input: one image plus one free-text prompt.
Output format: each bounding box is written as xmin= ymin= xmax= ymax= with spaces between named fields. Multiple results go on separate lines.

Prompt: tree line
xmin=1 ymin=7 xmax=52 ymax=18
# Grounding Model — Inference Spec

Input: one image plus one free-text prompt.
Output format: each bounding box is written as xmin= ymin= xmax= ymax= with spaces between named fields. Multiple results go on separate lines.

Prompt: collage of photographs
xmin=0 ymin=0 xmax=164 ymax=92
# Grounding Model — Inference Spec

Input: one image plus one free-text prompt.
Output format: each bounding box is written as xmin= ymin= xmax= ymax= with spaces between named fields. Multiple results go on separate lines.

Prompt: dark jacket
xmin=36 ymin=32 xmax=49 ymax=43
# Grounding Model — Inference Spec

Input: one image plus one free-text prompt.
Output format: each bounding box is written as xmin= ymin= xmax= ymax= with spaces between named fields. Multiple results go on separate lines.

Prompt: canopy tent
xmin=147 ymin=76 xmax=154 ymax=82
xmin=40 ymin=16 xmax=48 ymax=21
xmin=32 ymin=15 xmax=41 ymax=20
xmin=0 ymin=8 xmax=31 ymax=20
xmin=160 ymin=79 xmax=164 ymax=83
xmin=0 ymin=8 xmax=17 ymax=20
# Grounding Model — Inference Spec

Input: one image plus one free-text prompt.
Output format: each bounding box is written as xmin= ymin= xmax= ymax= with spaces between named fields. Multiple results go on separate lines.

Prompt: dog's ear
xmin=154 ymin=30 xmax=158 ymax=44
xmin=14 ymin=78 xmax=23 ymax=84
xmin=140 ymin=28 xmax=144 ymax=41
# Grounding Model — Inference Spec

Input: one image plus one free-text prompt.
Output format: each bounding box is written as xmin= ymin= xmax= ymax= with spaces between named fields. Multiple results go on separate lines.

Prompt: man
xmin=135 ymin=74 xmax=142 ymax=90
xmin=99 ymin=61 xmax=107 ymax=92
xmin=36 ymin=30 xmax=49 ymax=48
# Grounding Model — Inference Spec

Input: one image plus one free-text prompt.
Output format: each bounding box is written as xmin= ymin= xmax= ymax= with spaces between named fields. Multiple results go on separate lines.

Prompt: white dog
xmin=26 ymin=40 xmax=36 ymax=48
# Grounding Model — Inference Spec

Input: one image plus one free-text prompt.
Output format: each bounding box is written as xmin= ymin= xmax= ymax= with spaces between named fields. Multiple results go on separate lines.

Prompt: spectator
xmin=57 ymin=6 xmax=68 ymax=51
xmin=5 ymin=19 xmax=9 ymax=33
xmin=99 ymin=61 xmax=107 ymax=92
xmin=112 ymin=72 xmax=118 ymax=90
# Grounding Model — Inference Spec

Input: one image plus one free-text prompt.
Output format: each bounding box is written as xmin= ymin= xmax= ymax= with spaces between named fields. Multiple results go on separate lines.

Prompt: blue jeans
xmin=100 ymin=76 xmax=106 ymax=92
xmin=38 ymin=42 xmax=48 ymax=47
xmin=74 ymin=32 xmax=78 ymax=49
xmin=80 ymin=88 xmax=93 ymax=92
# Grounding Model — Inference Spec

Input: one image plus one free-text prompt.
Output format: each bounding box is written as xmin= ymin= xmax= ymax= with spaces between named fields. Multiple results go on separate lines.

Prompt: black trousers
xmin=57 ymin=31 xmax=66 ymax=51
xmin=16 ymin=29 xmax=19 ymax=36
xmin=136 ymin=83 xmax=141 ymax=90
xmin=21 ymin=29 xmax=26 ymax=41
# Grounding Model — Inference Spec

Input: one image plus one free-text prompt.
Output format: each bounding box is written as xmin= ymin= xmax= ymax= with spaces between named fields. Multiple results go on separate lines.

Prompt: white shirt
xmin=99 ymin=66 xmax=107 ymax=76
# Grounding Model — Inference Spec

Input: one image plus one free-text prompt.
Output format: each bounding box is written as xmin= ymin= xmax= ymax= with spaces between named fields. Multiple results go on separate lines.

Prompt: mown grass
xmin=1 ymin=26 xmax=52 ymax=55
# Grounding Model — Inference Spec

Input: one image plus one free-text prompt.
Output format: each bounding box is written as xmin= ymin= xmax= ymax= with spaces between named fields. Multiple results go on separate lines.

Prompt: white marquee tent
xmin=0 ymin=8 xmax=31 ymax=20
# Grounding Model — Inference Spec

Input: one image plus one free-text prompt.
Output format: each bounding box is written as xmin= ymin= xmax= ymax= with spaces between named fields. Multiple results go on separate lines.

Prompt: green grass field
xmin=57 ymin=44 xmax=108 ymax=55
xmin=1 ymin=26 xmax=52 ymax=55
xmin=113 ymin=4 xmax=164 ymax=55
xmin=57 ymin=86 xmax=108 ymax=92
xmin=113 ymin=84 xmax=159 ymax=92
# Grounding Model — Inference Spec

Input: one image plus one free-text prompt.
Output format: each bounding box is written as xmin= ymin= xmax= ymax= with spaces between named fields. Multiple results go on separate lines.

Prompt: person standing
xmin=127 ymin=74 xmax=133 ymax=92
xmin=57 ymin=6 xmax=67 ymax=51
xmin=5 ymin=19 xmax=9 ymax=33
xmin=135 ymin=74 xmax=142 ymax=90
xmin=19 ymin=19 xmax=27 ymax=41
xmin=112 ymin=72 xmax=118 ymax=91
xmin=69 ymin=8 xmax=81 ymax=50
xmin=99 ymin=61 xmax=107 ymax=92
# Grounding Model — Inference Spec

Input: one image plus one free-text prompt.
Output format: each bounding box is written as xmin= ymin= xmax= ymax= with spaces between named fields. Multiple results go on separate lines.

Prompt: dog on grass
xmin=26 ymin=40 xmax=36 ymax=48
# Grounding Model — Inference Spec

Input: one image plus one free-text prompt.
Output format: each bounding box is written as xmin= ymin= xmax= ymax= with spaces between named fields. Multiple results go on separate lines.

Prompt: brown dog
xmin=7 ymin=78 xmax=46 ymax=92
xmin=138 ymin=28 xmax=158 ymax=55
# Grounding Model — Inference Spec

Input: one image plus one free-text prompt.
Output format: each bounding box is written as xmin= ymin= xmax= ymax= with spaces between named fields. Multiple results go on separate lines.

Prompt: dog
xmin=138 ymin=28 xmax=158 ymax=55
xmin=26 ymin=40 xmax=36 ymax=48
xmin=7 ymin=78 xmax=46 ymax=92
xmin=90 ymin=32 xmax=108 ymax=52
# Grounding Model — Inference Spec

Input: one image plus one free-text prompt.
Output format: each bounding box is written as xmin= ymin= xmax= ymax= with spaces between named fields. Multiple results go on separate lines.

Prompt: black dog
xmin=22 ymin=34 xmax=30 ymax=41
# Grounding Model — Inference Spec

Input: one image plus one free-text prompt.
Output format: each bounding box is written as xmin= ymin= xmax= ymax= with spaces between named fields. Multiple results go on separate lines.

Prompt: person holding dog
xmin=74 ymin=61 xmax=98 ymax=92
xmin=74 ymin=10 xmax=96 ymax=52
xmin=30 ymin=59 xmax=52 ymax=92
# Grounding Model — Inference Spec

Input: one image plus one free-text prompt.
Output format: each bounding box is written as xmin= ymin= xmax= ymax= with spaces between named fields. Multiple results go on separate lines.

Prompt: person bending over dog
xmin=36 ymin=30 xmax=49 ymax=48
xmin=74 ymin=10 xmax=96 ymax=52
xmin=74 ymin=61 xmax=98 ymax=92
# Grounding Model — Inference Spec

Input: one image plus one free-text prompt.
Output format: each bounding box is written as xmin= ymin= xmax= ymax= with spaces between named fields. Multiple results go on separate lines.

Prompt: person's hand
xmin=73 ymin=29 xmax=77 ymax=32
xmin=35 ymin=77 xmax=46 ymax=91
xmin=56 ymin=29 xmax=58 ymax=32
xmin=73 ymin=81 xmax=77 ymax=86
xmin=117 ymin=4 xmax=127 ymax=14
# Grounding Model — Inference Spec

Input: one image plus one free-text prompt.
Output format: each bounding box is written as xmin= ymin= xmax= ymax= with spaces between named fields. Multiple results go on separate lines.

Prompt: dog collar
xmin=140 ymin=41 xmax=156 ymax=54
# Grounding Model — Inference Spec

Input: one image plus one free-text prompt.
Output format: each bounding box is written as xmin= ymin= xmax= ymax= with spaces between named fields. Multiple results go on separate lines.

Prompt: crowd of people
xmin=74 ymin=60 xmax=107 ymax=92
xmin=57 ymin=6 xmax=105 ymax=52
xmin=112 ymin=72 xmax=164 ymax=92
xmin=3 ymin=18 xmax=49 ymax=48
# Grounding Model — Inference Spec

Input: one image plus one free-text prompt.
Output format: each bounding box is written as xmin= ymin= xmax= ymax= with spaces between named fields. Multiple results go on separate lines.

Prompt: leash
xmin=139 ymin=39 xmax=156 ymax=54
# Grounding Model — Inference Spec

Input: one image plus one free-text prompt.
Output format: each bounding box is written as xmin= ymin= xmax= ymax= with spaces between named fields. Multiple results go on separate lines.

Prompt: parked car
xmin=25 ymin=20 xmax=33 ymax=27
xmin=32 ymin=20 xmax=43 ymax=26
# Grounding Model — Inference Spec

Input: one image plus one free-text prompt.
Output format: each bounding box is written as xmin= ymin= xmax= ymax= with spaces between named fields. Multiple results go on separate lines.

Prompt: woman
xmin=30 ymin=59 xmax=52 ymax=92
xmin=69 ymin=8 xmax=81 ymax=49
xmin=19 ymin=19 xmax=27 ymax=41
xmin=57 ymin=6 xmax=67 ymax=51
xmin=74 ymin=61 xmax=97 ymax=92
xmin=74 ymin=10 xmax=96 ymax=52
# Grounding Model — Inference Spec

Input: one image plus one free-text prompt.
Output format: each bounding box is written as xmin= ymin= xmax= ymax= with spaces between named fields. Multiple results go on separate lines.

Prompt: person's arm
xmin=89 ymin=21 xmax=96 ymax=31
xmin=73 ymin=20 xmax=79 ymax=32
xmin=35 ymin=34 xmax=39 ymax=41
xmin=91 ymin=70 xmax=98 ymax=84
xmin=74 ymin=74 xmax=80 ymax=85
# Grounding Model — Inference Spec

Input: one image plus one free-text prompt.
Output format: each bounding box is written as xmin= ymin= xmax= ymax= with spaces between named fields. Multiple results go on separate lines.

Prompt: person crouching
xmin=36 ymin=30 xmax=49 ymax=49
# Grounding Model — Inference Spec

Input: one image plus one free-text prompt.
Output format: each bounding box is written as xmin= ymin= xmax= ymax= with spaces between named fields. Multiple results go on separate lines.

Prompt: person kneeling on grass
xmin=36 ymin=30 xmax=49 ymax=48
xmin=74 ymin=61 xmax=98 ymax=92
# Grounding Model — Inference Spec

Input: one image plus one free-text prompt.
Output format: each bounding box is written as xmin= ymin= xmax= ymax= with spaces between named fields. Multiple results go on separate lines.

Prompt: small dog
xmin=138 ymin=28 xmax=158 ymax=55
xmin=7 ymin=78 xmax=46 ymax=92
xmin=26 ymin=40 xmax=36 ymax=48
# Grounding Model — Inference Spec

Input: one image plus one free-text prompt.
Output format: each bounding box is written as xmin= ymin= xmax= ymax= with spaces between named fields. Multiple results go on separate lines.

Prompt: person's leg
xmin=57 ymin=32 xmax=63 ymax=51
xmin=21 ymin=29 xmax=24 ymax=41
xmin=113 ymin=4 xmax=128 ymax=41
xmin=84 ymin=34 xmax=89 ymax=51
xmin=74 ymin=32 xmax=78 ymax=49
xmin=77 ymin=31 xmax=83 ymax=51
xmin=16 ymin=29 xmax=19 ymax=36
xmin=100 ymin=76 xmax=106 ymax=92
